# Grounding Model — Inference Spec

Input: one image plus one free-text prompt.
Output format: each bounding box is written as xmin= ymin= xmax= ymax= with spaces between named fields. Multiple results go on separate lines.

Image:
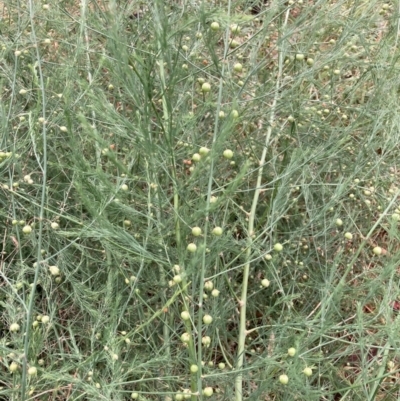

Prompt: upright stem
xmin=153 ymin=2 xmax=199 ymax=399
xmin=21 ymin=1 xmax=48 ymax=399
xmin=234 ymin=7 xmax=291 ymax=401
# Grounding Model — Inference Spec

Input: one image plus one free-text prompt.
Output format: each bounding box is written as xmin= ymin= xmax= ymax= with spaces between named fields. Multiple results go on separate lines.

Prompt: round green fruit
xmin=9 ymin=362 xmax=19 ymax=373
xmin=230 ymin=24 xmax=241 ymax=34
xmin=181 ymin=311 xmax=190 ymax=320
xmin=9 ymin=323 xmax=20 ymax=332
xmin=261 ymin=279 xmax=270 ymax=287
xmin=192 ymin=226 xmax=202 ymax=236
xmin=201 ymin=82 xmax=211 ymax=93
xmin=22 ymin=225 xmax=32 ymax=234
xmin=210 ymin=22 xmax=220 ymax=31
xmin=234 ymin=63 xmax=243 ymax=72
xmin=223 ymin=149 xmax=233 ymax=159
xmin=199 ymin=147 xmax=209 ymax=156
xmin=192 ymin=153 xmax=201 ymax=162
xmin=203 ymin=387 xmax=213 ymax=397
xmin=203 ymin=314 xmax=213 ymax=325
xmin=212 ymin=226 xmax=223 ymax=236
xmin=28 ymin=366 xmax=37 ymax=376
xmin=373 ymin=246 xmax=382 ymax=255
xmin=187 ymin=243 xmax=197 ymax=252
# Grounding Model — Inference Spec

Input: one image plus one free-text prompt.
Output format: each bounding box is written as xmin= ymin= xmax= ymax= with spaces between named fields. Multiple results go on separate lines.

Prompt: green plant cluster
xmin=1 ymin=0 xmax=400 ymax=400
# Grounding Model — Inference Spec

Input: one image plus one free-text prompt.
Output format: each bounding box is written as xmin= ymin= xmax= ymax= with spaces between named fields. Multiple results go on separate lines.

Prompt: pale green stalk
xmin=234 ymin=6 xmax=291 ymax=401
xmin=153 ymin=1 xmax=198 ymax=398
xmin=194 ymin=0 xmax=235 ymax=396
xmin=81 ymin=0 xmax=100 ymax=167
xmin=21 ymin=1 xmax=48 ymax=399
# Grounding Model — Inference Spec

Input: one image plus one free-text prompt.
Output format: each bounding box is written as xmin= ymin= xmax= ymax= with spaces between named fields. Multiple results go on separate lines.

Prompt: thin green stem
xmin=21 ymin=1 xmax=48 ymax=399
xmin=153 ymin=1 xmax=198 ymax=398
xmin=234 ymin=7 xmax=291 ymax=401
xmin=197 ymin=1 xmax=233 ymax=397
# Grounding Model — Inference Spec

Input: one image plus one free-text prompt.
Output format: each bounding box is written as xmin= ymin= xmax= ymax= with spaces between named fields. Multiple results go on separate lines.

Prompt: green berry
xmin=192 ymin=226 xmax=202 ymax=236
xmin=279 ymin=374 xmax=289 ymax=384
xmin=9 ymin=323 xmax=20 ymax=332
xmin=201 ymin=82 xmax=211 ymax=93
xmin=203 ymin=387 xmax=213 ymax=397
xmin=273 ymin=243 xmax=283 ymax=252
xmin=212 ymin=226 xmax=223 ymax=236
xmin=28 ymin=366 xmax=37 ymax=376
xmin=210 ymin=22 xmax=220 ymax=31
xmin=9 ymin=362 xmax=19 ymax=373
xmin=234 ymin=63 xmax=243 ymax=72
xmin=223 ymin=149 xmax=233 ymax=159
xmin=204 ymin=281 xmax=214 ymax=291
xmin=199 ymin=147 xmax=209 ymax=156
xmin=22 ymin=225 xmax=32 ymax=234
xmin=229 ymin=39 xmax=239 ymax=48
xmin=49 ymin=265 xmax=60 ymax=276
xmin=287 ymin=347 xmax=296 ymax=357
xmin=373 ymin=246 xmax=382 ymax=255
xmin=261 ymin=279 xmax=270 ymax=288
xmin=187 ymin=243 xmax=197 ymax=252
xmin=303 ymin=367 xmax=313 ymax=377
xmin=203 ymin=314 xmax=213 ymax=325
xmin=202 ymin=335 xmax=211 ymax=346
xmin=192 ymin=153 xmax=201 ymax=162
xmin=41 ymin=315 xmax=50 ymax=324
xmin=181 ymin=311 xmax=190 ymax=320
xmin=230 ymin=24 xmax=241 ymax=34
xmin=181 ymin=333 xmax=191 ymax=343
